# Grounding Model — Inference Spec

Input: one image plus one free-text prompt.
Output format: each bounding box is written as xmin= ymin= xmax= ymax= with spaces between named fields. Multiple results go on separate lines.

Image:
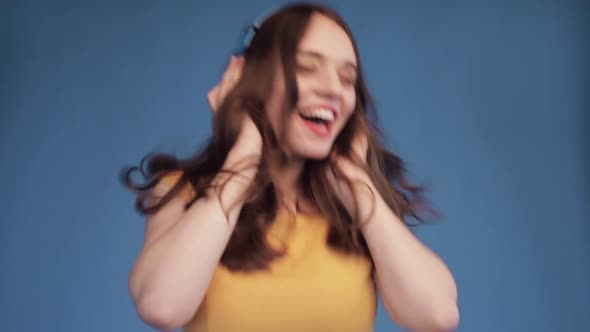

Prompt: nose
xmin=315 ymin=67 xmax=343 ymax=99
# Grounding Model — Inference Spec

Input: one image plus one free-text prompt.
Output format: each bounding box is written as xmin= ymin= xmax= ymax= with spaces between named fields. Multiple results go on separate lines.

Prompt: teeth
xmin=299 ymin=108 xmax=335 ymax=121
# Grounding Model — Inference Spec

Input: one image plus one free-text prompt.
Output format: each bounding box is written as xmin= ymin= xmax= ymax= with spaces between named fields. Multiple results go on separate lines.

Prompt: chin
xmin=291 ymin=145 xmax=332 ymax=160
xmin=303 ymin=152 xmax=330 ymax=161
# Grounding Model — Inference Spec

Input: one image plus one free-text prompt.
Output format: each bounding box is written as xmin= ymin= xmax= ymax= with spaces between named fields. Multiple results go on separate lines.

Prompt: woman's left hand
xmin=326 ymin=131 xmax=373 ymax=217
xmin=332 ymin=127 xmax=370 ymax=174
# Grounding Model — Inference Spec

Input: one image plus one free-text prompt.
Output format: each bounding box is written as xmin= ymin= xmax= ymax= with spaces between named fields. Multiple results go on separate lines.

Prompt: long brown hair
xmin=120 ymin=2 xmax=435 ymax=271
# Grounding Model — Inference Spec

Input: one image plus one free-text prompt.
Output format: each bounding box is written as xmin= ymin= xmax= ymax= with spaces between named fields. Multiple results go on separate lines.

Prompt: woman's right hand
xmin=207 ymin=56 xmax=262 ymax=151
xmin=207 ymin=56 xmax=244 ymax=113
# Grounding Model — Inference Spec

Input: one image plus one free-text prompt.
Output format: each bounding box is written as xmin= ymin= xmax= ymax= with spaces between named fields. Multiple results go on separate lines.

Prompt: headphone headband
xmin=234 ymin=7 xmax=277 ymax=55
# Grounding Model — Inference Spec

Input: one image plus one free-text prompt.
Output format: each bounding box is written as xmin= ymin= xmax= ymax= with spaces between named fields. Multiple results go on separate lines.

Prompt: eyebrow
xmin=296 ymin=49 xmax=358 ymax=72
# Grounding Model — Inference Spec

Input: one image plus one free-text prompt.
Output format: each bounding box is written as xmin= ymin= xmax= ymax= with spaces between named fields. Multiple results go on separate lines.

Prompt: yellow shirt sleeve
xmin=156 ymin=170 xmax=196 ymax=202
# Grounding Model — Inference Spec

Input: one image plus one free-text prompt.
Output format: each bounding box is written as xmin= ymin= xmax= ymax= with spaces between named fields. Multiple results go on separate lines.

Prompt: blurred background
xmin=1 ymin=0 xmax=588 ymax=331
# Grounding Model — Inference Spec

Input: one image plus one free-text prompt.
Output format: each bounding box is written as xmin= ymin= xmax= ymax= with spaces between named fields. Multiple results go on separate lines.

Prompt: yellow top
xmin=159 ymin=173 xmax=377 ymax=332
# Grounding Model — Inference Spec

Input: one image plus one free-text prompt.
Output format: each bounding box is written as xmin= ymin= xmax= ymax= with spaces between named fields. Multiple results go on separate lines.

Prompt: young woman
xmin=121 ymin=3 xmax=459 ymax=332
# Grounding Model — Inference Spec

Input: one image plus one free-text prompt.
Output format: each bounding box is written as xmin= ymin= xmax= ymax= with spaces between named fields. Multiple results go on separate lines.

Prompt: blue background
xmin=1 ymin=0 xmax=588 ymax=331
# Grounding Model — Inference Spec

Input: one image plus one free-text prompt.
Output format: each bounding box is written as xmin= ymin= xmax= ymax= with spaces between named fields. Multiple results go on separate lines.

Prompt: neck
xmin=267 ymin=154 xmax=305 ymax=213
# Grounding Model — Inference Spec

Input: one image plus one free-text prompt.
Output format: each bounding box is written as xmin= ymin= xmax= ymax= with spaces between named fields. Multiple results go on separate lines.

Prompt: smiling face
xmin=266 ymin=12 xmax=358 ymax=160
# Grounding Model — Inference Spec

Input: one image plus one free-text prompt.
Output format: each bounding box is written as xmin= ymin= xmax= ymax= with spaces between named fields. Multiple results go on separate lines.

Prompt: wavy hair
xmin=120 ymin=2 xmax=435 ymax=271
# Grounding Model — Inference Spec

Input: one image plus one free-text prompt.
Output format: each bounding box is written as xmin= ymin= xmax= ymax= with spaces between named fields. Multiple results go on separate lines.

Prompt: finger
xmin=226 ymin=56 xmax=244 ymax=85
xmin=229 ymin=57 xmax=244 ymax=82
xmin=218 ymin=57 xmax=240 ymax=101
xmin=236 ymin=56 xmax=245 ymax=71
xmin=352 ymin=133 xmax=368 ymax=162
xmin=208 ymin=87 xmax=220 ymax=112
xmin=217 ymin=79 xmax=231 ymax=105
xmin=220 ymin=56 xmax=237 ymax=86
xmin=210 ymin=56 xmax=245 ymax=113
xmin=221 ymin=56 xmax=236 ymax=80
xmin=216 ymin=58 xmax=235 ymax=96
xmin=208 ymin=57 xmax=234 ymax=112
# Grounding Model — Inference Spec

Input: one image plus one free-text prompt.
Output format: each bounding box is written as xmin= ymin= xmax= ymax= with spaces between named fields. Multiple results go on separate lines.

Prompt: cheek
xmin=341 ymin=92 xmax=357 ymax=121
xmin=347 ymin=89 xmax=357 ymax=108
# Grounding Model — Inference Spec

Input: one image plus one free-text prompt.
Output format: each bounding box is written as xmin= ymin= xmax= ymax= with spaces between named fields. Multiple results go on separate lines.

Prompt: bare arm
xmin=357 ymin=179 xmax=459 ymax=332
xmin=128 ymin=126 xmax=261 ymax=331
xmin=128 ymin=56 xmax=249 ymax=331
xmin=329 ymin=158 xmax=459 ymax=332
xmin=362 ymin=193 xmax=459 ymax=332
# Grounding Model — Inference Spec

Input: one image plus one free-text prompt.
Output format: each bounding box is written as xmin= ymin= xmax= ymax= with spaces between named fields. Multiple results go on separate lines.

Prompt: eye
xmin=340 ymin=74 xmax=357 ymax=86
xmin=296 ymin=62 xmax=318 ymax=73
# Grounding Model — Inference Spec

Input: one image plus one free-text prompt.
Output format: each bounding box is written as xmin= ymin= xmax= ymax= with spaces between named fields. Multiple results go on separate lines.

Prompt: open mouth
xmin=298 ymin=107 xmax=335 ymax=137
